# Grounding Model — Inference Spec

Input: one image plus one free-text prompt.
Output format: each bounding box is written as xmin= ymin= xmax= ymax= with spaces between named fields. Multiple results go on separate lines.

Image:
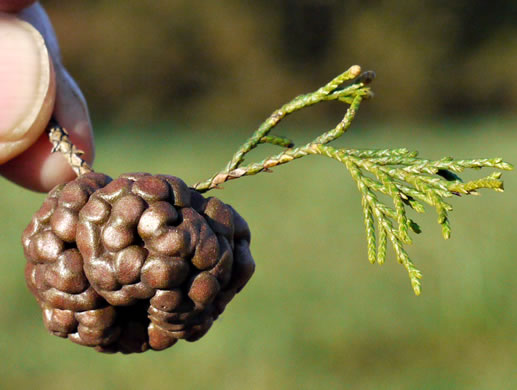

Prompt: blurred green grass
xmin=1 ymin=117 xmax=516 ymax=390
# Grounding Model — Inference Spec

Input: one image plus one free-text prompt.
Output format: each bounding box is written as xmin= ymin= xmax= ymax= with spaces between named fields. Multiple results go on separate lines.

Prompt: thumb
xmin=0 ymin=11 xmax=55 ymax=164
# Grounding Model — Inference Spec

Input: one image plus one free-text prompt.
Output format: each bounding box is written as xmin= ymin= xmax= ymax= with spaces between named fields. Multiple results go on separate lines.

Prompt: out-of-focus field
xmin=1 ymin=118 xmax=516 ymax=389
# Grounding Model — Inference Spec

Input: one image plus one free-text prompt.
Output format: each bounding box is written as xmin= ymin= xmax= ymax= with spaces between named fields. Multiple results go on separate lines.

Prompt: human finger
xmin=0 ymin=4 xmax=94 ymax=192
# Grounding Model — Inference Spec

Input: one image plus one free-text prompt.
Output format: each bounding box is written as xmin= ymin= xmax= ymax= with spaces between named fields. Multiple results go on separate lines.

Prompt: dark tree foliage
xmin=42 ymin=1 xmax=517 ymax=124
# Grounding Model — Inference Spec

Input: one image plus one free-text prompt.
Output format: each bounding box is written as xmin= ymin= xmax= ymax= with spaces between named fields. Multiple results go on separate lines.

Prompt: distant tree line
xmin=44 ymin=0 xmax=517 ymax=125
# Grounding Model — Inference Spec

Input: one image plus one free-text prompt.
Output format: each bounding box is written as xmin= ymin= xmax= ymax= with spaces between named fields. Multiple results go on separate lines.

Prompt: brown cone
xmin=23 ymin=172 xmax=255 ymax=353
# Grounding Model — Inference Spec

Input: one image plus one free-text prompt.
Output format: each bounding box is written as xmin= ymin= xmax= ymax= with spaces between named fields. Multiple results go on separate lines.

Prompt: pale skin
xmin=0 ymin=0 xmax=94 ymax=192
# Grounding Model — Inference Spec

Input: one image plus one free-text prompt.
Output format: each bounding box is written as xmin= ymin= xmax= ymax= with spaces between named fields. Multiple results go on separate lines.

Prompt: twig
xmin=47 ymin=119 xmax=92 ymax=176
xmin=192 ymin=65 xmax=513 ymax=295
xmin=193 ymin=65 xmax=371 ymax=192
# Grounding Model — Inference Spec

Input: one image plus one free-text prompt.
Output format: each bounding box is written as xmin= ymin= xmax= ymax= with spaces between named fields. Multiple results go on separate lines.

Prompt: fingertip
xmin=29 ymin=62 xmax=96 ymax=192
xmin=53 ymin=64 xmax=95 ymax=162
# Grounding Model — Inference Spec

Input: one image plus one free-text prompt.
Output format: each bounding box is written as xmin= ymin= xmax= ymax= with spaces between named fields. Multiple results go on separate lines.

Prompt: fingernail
xmin=0 ymin=12 xmax=55 ymax=163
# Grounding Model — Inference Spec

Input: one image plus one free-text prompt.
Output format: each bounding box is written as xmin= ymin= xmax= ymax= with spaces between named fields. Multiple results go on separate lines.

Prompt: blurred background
xmin=1 ymin=1 xmax=516 ymax=389
xmin=45 ymin=0 xmax=517 ymax=124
